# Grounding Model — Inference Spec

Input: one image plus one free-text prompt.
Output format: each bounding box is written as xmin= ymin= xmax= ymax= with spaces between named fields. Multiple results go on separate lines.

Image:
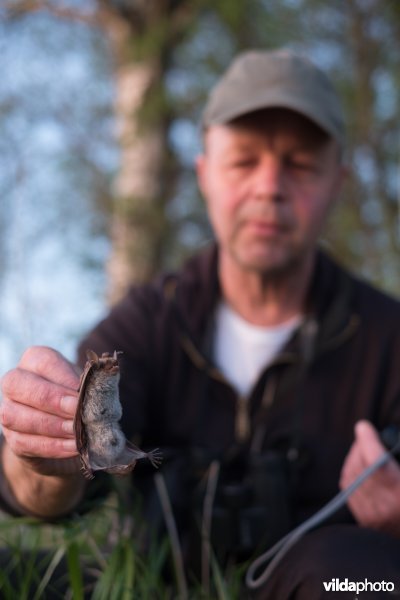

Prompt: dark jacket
xmin=78 ymin=245 xmax=400 ymax=529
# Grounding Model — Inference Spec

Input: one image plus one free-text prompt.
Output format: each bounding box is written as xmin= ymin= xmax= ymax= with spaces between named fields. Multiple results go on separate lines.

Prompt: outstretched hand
xmin=1 ymin=346 xmax=80 ymax=465
xmin=0 ymin=346 xmax=87 ymax=517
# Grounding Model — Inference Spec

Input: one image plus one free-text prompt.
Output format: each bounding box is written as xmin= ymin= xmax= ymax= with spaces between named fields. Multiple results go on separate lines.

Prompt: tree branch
xmin=2 ymin=0 xmax=101 ymax=26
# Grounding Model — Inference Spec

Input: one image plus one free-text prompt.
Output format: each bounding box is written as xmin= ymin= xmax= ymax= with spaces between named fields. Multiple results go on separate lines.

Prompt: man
xmin=2 ymin=49 xmax=400 ymax=598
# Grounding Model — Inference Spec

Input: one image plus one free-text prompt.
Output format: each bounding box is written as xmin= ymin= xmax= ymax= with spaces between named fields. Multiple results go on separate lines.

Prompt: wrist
xmin=0 ymin=438 xmax=86 ymax=518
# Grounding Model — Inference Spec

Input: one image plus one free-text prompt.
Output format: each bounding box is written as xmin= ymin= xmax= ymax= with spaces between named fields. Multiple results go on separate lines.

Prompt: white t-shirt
xmin=213 ymin=301 xmax=302 ymax=397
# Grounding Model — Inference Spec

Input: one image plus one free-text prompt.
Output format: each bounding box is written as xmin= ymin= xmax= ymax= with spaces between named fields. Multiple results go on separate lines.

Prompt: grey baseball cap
xmin=202 ymin=49 xmax=345 ymax=147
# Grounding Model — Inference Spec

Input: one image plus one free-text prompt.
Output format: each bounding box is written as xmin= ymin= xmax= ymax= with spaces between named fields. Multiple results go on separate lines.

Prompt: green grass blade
xmin=91 ymin=537 xmax=136 ymax=600
xmin=65 ymin=540 xmax=84 ymax=600
xmin=210 ymin=553 xmax=229 ymax=600
xmin=32 ymin=546 xmax=66 ymax=600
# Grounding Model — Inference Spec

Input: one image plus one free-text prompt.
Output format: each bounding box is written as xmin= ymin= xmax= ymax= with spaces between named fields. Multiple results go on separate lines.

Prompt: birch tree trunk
xmin=103 ymin=14 xmax=168 ymax=303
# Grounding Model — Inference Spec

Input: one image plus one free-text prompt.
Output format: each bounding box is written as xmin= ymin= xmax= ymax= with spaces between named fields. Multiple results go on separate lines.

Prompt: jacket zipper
xmin=180 ymin=332 xmax=295 ymax=444
xmin=236 ymin=395 xmax=251 ymax=442
xmin=180 ymin=312 xmax=359 ymax=445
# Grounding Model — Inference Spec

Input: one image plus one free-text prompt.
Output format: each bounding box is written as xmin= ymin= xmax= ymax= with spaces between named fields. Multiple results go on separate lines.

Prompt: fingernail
xmin=63 ymin=439 xmax=77 ymax=451
xmin=60 ymin=396 xmax=77 ymax=416
xmin=355 ymin=420 xmax=369 ymax=435
xmin=62 ymin=420 xmax=74 ymax=435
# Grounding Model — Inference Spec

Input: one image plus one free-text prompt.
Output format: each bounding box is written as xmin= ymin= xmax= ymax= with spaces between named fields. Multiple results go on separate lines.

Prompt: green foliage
xmin=65 ymin=539 xmax=85 ymax=600
xmin=127 ymin=19 xmax=172 ymax=63
xmin=136 ymin=78 xmax=172 ymax=132
xmin=0 ymin=493 xmax=250 ymax=599
xmin=90 ymin=538 xmax=135 ymax=600
xmin=0 ymin=518 xmax=68 ymax=599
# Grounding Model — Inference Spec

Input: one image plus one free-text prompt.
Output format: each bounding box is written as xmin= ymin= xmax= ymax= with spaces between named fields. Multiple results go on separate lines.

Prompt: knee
xmin=252 ymin=525 xmax=400 ymax=600
xmin=289 ymin=524 xmax=400 ymax=579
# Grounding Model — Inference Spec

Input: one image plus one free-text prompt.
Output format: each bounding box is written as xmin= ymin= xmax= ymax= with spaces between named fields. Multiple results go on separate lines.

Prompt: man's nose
xmin=253 ymin=157 xmax=284 ymax=199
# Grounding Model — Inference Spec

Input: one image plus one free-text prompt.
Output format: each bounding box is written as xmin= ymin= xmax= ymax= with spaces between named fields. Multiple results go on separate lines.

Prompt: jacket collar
xmin=170 ymin=243 xmax=359 ymax=361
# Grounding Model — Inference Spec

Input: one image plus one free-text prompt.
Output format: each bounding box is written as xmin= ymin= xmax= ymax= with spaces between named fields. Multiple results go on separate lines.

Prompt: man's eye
xmin=230 ymin=158 xmax=257 ymax=169
xmin=286 ymin=157 xmax=318 ymax=172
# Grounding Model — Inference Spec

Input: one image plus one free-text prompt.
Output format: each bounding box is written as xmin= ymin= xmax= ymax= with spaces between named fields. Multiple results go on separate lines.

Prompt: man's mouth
xmin=244 ymin=219 xmax=287 ymax=236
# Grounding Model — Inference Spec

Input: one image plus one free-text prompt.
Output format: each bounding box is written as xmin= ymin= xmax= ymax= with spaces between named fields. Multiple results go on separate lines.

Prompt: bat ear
xmin=113 ymin=350 xmax=123 ymax=361
xmin=86 ymin=349 xmax=99 ymax=363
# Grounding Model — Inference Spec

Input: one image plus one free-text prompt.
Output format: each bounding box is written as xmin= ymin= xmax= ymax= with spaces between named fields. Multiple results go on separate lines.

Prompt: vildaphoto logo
xmin=323 ymin=578 xmax=395 ymax=594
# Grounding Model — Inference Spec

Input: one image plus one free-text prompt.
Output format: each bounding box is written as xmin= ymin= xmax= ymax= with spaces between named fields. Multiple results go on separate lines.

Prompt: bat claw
xmin=147 ymin=448 xmax=163 ymax=468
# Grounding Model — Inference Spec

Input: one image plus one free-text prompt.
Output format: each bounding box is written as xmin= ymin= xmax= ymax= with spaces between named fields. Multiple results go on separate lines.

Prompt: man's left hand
xmin=340 ymin=419 xmax=400 ymax=536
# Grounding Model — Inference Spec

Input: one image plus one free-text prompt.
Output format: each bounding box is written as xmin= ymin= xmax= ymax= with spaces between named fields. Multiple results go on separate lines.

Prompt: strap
xmin=245 ymin=435 xmax=400 ymax=590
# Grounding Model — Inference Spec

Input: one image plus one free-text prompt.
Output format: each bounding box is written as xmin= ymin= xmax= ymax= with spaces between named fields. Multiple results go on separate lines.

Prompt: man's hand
xmin=0 ymin=346 xmax=85 ymax=517
xmin=340 ymin=420 xmax=400 ymax=536
xmin=1 ymin=346 xmax=80 ymax=462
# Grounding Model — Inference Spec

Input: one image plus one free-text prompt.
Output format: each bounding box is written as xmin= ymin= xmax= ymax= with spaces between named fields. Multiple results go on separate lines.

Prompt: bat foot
xmin=147 ymin=448 xmax=163 ymax=469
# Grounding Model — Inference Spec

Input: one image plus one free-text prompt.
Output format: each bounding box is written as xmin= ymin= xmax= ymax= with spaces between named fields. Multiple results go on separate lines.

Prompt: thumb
xmin=354 ymin=420 xmax=386 ymax=465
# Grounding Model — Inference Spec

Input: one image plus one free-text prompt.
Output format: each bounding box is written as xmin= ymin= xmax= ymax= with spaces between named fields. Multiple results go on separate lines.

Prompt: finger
xmin=341 ymin=420 xmax=386 ymax=490
xmin=355 ymin=420 xmax=386 ymax=465
xmin=5 ymin=429 xmax=77 ymax=459
xmin=345 ymin=464 xmax=400 ymax=530
xmin=339 ymin=440 xmax=366 ymax=490
xmin=1 ymin=369 xmax=78 ymax=418
xmin=18 ymin=346 xmax=80 ymax=389
xmin=1 ymin=397 xmax=74 ymax=438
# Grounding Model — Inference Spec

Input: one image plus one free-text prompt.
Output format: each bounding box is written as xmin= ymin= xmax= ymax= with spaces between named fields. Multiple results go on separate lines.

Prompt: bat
xmin=74 ymin=349 xmax=162 ymax=479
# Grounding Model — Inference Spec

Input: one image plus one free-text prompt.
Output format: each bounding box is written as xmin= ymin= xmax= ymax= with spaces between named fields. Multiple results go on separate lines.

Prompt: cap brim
xmin=203 ymin=92 xmax=343 ymax=146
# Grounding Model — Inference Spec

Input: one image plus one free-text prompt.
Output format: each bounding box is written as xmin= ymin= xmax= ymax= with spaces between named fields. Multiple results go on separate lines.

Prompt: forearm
xmin=0 ymin=440 xmax=86 ymax=519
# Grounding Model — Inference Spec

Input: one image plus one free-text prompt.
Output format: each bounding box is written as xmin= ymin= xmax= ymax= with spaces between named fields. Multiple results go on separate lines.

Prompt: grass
xmin=0 ymin=488 xmax=248 ymax=599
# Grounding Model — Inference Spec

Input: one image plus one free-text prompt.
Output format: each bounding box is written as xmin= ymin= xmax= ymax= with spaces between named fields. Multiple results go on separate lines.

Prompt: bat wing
xmin=73 ymin=350 xmax=99 ymax=479
xmin=93 ymin=442 xmax=163 ymax=476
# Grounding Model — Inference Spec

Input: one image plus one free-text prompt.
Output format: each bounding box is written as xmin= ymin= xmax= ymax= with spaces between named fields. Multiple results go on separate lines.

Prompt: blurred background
xmin=1 ymin=0 xmax=400 ymax=374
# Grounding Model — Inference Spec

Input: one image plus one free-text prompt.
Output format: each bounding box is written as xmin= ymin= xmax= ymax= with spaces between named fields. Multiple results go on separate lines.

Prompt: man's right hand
xmin=1 ymin=346 xmax=80 ymax=463
xmin=0 ymin=346 xmax=86 ymax=516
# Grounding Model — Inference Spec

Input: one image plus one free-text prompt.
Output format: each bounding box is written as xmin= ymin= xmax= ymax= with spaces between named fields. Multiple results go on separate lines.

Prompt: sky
xmin=0 ymin=9 xmax=117 ymax=374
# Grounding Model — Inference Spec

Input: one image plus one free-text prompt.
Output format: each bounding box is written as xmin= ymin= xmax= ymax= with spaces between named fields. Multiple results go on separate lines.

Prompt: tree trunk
xmin=103 ymin=14 xmax=168 ymax=303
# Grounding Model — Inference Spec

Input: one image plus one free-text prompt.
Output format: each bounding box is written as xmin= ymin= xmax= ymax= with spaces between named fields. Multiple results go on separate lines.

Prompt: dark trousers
xmin=254 ymin=525 xmax=400 ymax=599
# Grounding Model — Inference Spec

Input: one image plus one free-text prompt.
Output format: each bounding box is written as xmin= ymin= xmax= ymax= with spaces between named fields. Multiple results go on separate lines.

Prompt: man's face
xmin=197 ymin=109 xmax=344 ymax=277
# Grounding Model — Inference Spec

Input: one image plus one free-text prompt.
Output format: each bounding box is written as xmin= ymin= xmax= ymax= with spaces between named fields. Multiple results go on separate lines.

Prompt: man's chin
xmin=233 ymin=249 xmax=301 ymax=277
